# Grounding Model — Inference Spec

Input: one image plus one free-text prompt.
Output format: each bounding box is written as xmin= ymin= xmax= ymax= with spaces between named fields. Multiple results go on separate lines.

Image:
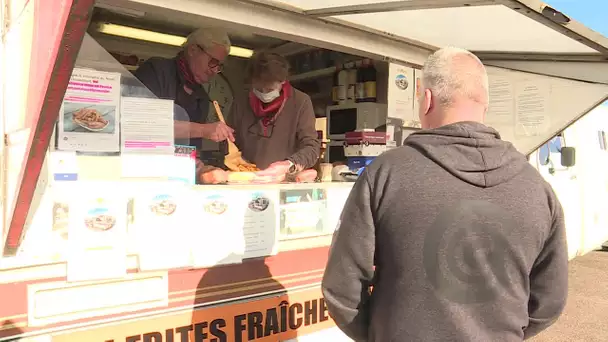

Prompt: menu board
xmin=242 ymin=190 xmax=281 ymax=259
xmin=133 ymin=183 xmax=193 ymax=271
xmin=190 ymin=189 xmax=247 ymax=268
xmin=66 ymin=182 xmax=128 ymax=282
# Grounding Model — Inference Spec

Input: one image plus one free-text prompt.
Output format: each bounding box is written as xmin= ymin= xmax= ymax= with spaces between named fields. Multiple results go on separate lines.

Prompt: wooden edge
xmin=4 ymin=0 xmax=96 ymax=256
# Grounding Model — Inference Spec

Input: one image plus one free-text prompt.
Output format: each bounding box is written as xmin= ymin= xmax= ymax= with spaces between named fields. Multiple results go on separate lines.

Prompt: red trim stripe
xmin=4 ymin=0 xmax=96 ymax=255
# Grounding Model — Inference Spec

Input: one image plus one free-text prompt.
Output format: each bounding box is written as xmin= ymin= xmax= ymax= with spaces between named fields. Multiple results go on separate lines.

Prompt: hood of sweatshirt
xmin=404 ymin=121 xmax=528 ymax=188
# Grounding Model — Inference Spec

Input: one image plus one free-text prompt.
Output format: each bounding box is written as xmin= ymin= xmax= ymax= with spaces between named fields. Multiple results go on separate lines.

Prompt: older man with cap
xmin=134 ymin=27 xmax=234 ymax=149
xmin=321 ymin=47 xmax=568 ymax=341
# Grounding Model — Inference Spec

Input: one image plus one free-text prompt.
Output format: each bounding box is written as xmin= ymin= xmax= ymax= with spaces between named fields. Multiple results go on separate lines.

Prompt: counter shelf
xmin=1 ymin=181 xmax=354 ymax=275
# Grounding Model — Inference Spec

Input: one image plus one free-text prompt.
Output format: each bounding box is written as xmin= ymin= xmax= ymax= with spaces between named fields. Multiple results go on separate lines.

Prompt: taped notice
xmin=515 ymin=81 xmax=551 ymax=137
xmin=486 ymin=77 xmax=514 ymax=124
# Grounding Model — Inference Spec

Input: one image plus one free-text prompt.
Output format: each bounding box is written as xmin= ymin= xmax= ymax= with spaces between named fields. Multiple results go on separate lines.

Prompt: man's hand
xmin=257 ymin=160 xmax=293 ymax=176
xmin=201 ymin=122 xmax=235 ymax=142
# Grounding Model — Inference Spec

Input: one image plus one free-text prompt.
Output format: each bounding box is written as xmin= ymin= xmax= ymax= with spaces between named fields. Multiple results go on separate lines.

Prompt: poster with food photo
xmin=62 ymin=104 xmax=116 ymax=134
xmin=133 ymin=184 xmax=193 ymax=271
xmin=57 ymin=68 xmax=121 ymax=152
xmin=66 ymin=183 xmax=128 ymax=282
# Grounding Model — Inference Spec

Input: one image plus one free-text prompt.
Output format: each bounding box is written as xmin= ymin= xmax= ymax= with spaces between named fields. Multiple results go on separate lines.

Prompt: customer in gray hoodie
xmin=321 ymin=47 xmax=568 ymax=342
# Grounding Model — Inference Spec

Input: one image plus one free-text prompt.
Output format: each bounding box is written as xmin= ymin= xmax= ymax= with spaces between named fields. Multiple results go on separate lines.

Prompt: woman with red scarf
xmin=227 ymin=52 xmax=321 ymax=176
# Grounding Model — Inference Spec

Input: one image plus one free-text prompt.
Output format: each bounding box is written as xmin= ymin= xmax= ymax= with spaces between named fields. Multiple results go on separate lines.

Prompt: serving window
xmin=0 ymin=5 xmax=396 ymax=279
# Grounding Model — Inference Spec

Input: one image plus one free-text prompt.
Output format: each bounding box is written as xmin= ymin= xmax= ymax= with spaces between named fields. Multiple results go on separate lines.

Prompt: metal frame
xmin=484 ymin=60 xmax=608 ymax=85
xmin=3 ymin=0 xmax=96 ymax=256
xmin=0 ymin=0 xmax=6 ymax=252
xmin=498 ymin=0 xmax=608 ymax=56
xmin=120 ymin=0 xmax=433 ymax=66
xmin=526 ymin=94 xmax=608 ymax=161
xmin=305 ymin=0 xmax=494 ymax=17
xmin=249 ymin=0 xmax=608 ymax=58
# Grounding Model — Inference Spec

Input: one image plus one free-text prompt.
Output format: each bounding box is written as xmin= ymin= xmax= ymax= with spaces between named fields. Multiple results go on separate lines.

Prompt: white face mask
xmin=253 ymin=88 xmax=281 ymax=103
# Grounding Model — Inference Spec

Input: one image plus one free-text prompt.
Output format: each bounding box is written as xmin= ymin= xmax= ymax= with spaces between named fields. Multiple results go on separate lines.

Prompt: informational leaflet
xmin=486 ymin=77 xmax=515 ymax=124
xmin=120 ymin=97 xmax=175 ymax=154
xmin=242 ymin=190 xmax=281 ymax=258
xmin=515 ymin=81 xmax=551 ymax=137
xmin=66 ymin=182 xmax=128 ymax=282
xmin=133 ymin=183 xmax=193 ymax=271
xmin=58 ymin=68 xmax=121 ymax=152
xmin=190 ymin=190 xmax=247 ymax=268
xmin=120 ymin=97 xmax=177 ymax=179
xmin=388 ymin=63 xmax=418 ymax=128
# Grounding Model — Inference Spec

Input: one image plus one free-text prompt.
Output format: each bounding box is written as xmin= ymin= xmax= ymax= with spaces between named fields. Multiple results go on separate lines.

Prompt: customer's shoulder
xmin=365 ymin=145 xmax=421 ymax=175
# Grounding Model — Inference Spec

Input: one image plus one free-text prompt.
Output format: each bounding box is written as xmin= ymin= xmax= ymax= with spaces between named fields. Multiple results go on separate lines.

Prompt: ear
xmin=423 ymin=89 xmax=432 ymax=116
xmin=187 ymin=45 xmax=196 ymax=57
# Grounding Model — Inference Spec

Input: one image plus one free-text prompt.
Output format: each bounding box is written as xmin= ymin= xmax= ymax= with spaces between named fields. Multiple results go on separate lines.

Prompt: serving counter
xmin=0 ymin=173 xmax=353 ymax=341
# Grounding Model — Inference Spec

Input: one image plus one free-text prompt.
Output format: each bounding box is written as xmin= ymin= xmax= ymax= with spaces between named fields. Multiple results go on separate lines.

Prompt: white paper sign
xmin=487 ymin=77 xmax=515 ymax=124
xmin=120 ymin=97 xmax=175 ymax=154
xmin=66 ymin=182 xmax=128 ymax=282
xmin=515 ymin=81 xmax=551 ymax=137
xmin=242 ymin=190 xmax=281 ymax=259
xmin=134 ymin=184 xmax=193 ymax=271
xmin=388 ymin=63 xmax=417 ymax=127
xmin=190 ymin=190 xmax=247 ymax=268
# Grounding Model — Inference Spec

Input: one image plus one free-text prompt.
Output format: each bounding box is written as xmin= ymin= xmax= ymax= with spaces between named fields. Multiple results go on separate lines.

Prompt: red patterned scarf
xmin=249 ymin=81 xmax=293 ymax=128
xmin=176 ymin=52 xmax=199 ymax=90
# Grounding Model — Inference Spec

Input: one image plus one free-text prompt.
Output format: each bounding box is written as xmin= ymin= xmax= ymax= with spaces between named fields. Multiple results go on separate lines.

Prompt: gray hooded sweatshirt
xmin=322 ymin=122 xmax=568 ymax=342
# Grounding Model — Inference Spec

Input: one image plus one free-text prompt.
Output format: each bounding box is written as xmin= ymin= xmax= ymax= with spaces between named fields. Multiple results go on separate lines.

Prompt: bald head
xmin=418 ymin=47 xmax=489 ymax=129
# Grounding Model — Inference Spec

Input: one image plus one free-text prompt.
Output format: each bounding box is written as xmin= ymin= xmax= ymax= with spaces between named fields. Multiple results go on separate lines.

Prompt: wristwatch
xmin=286 ymin=159 xmax=297 ymax=173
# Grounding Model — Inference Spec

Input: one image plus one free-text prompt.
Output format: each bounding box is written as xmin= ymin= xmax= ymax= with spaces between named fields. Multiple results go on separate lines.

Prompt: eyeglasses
xmin=197 ymin=45 xmax=223 ymax=73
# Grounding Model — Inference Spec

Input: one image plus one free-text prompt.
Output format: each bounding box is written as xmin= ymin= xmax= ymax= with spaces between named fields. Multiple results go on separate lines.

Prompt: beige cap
xmin=184 ymin=28 xmax=231 ymax=54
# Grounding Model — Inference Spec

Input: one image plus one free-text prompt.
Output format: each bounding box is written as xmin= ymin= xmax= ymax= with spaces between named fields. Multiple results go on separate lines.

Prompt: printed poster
xmin=515 ymin=81 xmax=551 ymax=137
xmin=120 ymin=97 xmax=175 ymax=154
xmin=190 ymin=190 xmax=247 ymax=268
xmin=133 ymin=183 xmax=193 ymax=271
xmin=242 ymin=190 xmax=281 ymax=259
xmin=58 ymin=68 xmax=121 ymax=152
xmin=66 ymin=182 xmax=128 ymax=282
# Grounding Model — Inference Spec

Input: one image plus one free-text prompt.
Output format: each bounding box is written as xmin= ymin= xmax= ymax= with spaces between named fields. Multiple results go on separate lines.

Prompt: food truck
xmin=1 ymin=0 xmax=608 ymax=340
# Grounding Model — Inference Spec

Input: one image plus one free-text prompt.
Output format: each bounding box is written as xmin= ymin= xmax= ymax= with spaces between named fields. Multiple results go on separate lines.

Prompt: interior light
xmin=96 ymin=23 xmax=254 ymax=58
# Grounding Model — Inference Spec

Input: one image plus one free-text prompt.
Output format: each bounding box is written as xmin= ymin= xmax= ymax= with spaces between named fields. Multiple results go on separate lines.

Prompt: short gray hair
xmin=420 ymin=47 xmax=489 ymax=107
xmin=184 ymin=28 xmax=231 ymax=55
